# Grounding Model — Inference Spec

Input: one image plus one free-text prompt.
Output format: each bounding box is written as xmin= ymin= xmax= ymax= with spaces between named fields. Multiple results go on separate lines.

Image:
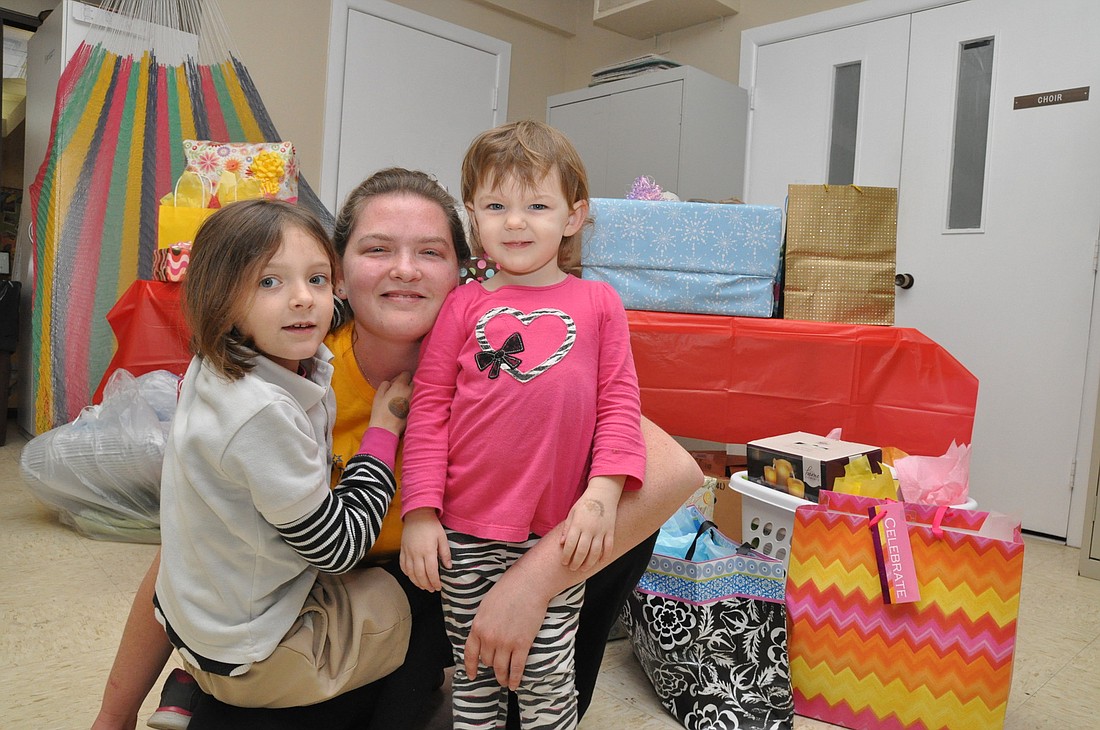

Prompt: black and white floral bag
xmin=620 ymin=507 xmax=793 ymax=730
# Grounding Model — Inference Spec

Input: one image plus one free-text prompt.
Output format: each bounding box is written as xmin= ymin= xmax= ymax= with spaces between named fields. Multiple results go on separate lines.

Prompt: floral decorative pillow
xmin=183 ymin=140 xmax=299 ymax=202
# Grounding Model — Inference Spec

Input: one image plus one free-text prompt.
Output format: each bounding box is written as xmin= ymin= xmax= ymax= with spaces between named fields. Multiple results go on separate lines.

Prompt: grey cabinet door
xmin=550 ymin=80 xmax=683 ymax=199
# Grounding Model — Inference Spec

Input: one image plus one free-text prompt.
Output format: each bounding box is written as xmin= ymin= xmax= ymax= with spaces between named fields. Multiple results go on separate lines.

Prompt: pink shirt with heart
xmin=401 ymin=275 xmax=646 ymax=542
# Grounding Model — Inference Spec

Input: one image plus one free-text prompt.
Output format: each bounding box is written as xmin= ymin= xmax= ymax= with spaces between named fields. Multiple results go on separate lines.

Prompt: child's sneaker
xmin=147 ymin=668 xmax=201 ymax=730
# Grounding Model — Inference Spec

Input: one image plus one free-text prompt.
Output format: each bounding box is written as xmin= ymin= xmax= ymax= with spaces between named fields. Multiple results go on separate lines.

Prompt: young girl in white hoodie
xmin=153 ymin=199 xmax=413 ymax=717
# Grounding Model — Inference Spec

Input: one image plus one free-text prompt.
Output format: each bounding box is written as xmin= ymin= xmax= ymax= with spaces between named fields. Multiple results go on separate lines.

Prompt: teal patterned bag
xmin=635 ymin=508 xmax=785 ymax=605
xmin=621 ymin=507 xmax=793 ymax=730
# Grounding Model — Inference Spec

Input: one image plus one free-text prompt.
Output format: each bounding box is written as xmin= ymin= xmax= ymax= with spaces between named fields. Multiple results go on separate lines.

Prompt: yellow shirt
xmin=326 ymin=324 xmax=404 ymax=559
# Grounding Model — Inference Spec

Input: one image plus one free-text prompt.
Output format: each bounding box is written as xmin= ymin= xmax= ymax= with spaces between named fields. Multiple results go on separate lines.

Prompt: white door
xmin=744 ymin=0 xmax=1100 ymax=538
xmin=321 ymin=0 xmax=510 ymax=212
xmin=745 ymin=14 xmax=911 ymax=201
xmin=898 ymin=0 xmax=1100 ymax=538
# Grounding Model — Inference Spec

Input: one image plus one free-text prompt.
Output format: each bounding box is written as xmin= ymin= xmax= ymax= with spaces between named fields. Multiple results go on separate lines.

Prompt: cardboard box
xmin=689 ymin=450 xmax=727 ymax=478
xmin=710 ymin=477 xmax=743 ymax=542
xmin=688 ymin=450 xmax=747 ymax=479
xmin=682 ymin=475 xmax=743 ymax=541
xmin=746 ymin=431 xmax=882 ymax=502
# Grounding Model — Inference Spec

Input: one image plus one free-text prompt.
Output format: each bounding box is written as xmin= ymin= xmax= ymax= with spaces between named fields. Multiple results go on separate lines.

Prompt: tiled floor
xmin=2 ymin=422 xmax=1099 ymax=729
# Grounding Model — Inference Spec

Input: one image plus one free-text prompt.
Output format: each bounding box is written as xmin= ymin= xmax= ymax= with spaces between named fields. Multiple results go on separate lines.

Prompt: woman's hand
xmin=399 ymin=508 xmax=451 ymax=592
xmin=463 ymin=555 xmax=554 ymax=691
xmin=368 ymin=371 xmax=413 ymax=436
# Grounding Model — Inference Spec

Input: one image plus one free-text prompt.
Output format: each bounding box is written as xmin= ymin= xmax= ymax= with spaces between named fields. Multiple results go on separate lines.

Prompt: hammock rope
xmin=29 ymin=0 xmax=332 ymax=432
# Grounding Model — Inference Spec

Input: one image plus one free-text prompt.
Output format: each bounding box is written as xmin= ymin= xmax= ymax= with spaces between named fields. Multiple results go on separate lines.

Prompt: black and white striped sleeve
xmin=274 ymin=453 xmax=397 ymax=573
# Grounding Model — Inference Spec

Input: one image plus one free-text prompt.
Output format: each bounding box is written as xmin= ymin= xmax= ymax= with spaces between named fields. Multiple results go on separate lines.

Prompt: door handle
xmin=895 ymin=273 xmax=915 ymax=289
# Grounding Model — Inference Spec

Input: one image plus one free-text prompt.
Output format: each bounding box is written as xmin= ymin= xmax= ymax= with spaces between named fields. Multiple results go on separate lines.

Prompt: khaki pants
xmin=186 ymin=567 xmax=412 ymax=708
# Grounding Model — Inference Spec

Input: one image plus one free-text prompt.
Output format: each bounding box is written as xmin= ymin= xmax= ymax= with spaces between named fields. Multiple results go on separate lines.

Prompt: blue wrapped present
xmin=582 ymin=198 xmax=783 ymax=317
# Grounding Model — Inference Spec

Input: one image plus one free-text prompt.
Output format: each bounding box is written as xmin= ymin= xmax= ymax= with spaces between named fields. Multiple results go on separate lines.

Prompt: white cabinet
xmin=546 ymin=66 xmax=748 ymax=201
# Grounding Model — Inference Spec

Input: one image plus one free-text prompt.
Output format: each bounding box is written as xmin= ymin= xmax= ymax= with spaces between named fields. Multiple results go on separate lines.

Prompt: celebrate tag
xmin=868 ymin=502 xmax=920 ymax=604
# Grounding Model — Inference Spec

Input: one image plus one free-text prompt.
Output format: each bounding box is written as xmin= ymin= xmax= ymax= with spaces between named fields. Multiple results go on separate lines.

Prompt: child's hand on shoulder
xmin=369 ymin=372 xmax=413 ymax=436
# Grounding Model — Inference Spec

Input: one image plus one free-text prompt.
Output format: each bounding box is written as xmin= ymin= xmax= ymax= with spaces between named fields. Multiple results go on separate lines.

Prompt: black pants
xmin=190 ymin=532 xmax=656 ymax=729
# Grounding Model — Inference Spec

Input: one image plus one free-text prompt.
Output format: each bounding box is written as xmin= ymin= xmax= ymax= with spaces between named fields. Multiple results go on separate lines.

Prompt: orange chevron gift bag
xmin=786 ymin=491 xmax=1023 ymax=730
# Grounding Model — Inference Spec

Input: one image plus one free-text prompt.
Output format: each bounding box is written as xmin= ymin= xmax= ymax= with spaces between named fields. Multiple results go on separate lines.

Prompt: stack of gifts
xmin=735 ymin=429 xmax=1024 ymax=730
xmin=746 ymin=430 xmax=972 ymax=508
xmin=154 ymin=140 xmax=299 ymax=282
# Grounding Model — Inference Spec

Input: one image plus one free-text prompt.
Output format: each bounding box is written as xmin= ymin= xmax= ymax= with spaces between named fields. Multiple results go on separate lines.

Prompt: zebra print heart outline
xmin=474 ymin=306 xmax=576 ymax=382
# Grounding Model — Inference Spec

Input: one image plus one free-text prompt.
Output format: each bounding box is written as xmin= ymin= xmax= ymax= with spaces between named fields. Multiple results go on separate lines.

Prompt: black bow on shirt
xmin=475 ymin=332 xmax=524 ymax=380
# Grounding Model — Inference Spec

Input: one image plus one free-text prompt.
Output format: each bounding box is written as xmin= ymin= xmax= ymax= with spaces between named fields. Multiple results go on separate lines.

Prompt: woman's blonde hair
xmin=183 ymin=199 xmax=336 ymax=380
xmin=460 ymin=121 xmax=591 ymax=276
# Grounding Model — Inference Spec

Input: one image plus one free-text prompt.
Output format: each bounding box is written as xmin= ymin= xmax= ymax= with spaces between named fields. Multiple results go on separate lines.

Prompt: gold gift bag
xmin=783 ymin=184 xmax=897 ymax=325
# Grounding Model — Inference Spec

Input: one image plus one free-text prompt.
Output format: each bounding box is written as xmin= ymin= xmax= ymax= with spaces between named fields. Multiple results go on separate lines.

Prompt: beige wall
xmin=217 ymin=0 xmax=331 ymax=186
xmin=1 ymin=0 xmax=52 ymax=16
xmin=563 ymin=0 xmax=861 ymax=92
xmin=370 ymin=0 xmax=863 ymax=111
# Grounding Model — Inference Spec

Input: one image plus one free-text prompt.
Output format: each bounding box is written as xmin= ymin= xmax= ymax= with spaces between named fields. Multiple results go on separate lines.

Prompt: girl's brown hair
xmin=460 ymin=120 xmax=591 ymax=276
xmin=183 ymin=199 xmax=336 ymax=380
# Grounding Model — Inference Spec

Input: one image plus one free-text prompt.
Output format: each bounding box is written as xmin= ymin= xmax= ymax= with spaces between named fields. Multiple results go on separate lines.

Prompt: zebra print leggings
xmin=441 ymin=530 xmax=584 ymax=730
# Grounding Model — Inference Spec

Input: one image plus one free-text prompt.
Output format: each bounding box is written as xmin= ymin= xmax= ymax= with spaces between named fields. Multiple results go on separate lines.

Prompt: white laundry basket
xmin=730 ymin=472 xmax=806 ymax=569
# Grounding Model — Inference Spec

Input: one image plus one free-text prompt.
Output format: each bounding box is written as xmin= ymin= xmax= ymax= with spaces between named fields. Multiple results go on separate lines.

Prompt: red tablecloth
xmin=93 ymin=280 xmax=191 ymax=404
xmin=627 ymin=311 xmax=977 ymax=456
xmin=93 ymin=284 xmax=977 ymax=457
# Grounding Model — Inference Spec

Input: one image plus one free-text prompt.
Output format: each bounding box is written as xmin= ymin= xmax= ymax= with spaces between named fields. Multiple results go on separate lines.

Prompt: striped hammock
xmin=28 ymin=0 xmax=331 ymax=432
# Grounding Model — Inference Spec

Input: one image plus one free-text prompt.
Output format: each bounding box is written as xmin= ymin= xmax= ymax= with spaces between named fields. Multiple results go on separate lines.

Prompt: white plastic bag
xmin=19 ymin=369 xmax=180 ymax=543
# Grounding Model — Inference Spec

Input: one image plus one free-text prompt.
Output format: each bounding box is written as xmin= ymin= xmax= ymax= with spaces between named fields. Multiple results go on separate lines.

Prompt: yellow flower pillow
xmin=183 ymin=140 xmax=299 ymax=203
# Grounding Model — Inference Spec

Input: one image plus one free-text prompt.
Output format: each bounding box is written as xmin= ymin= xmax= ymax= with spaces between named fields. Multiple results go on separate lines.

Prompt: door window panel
xmin=947 ymin=38 xmax=994 ymax=229
xmin=828 ymin=62 xmax=861 ymax=185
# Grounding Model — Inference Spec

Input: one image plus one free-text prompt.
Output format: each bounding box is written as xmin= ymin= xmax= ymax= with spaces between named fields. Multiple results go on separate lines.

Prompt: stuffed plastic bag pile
xmin=20 ymin=368 xmax=179 ymax=543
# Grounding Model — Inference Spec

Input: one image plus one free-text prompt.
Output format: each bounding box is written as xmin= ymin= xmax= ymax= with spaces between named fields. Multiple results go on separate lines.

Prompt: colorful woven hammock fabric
xmin=28 ymin=0 xmax=331 ymax=432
